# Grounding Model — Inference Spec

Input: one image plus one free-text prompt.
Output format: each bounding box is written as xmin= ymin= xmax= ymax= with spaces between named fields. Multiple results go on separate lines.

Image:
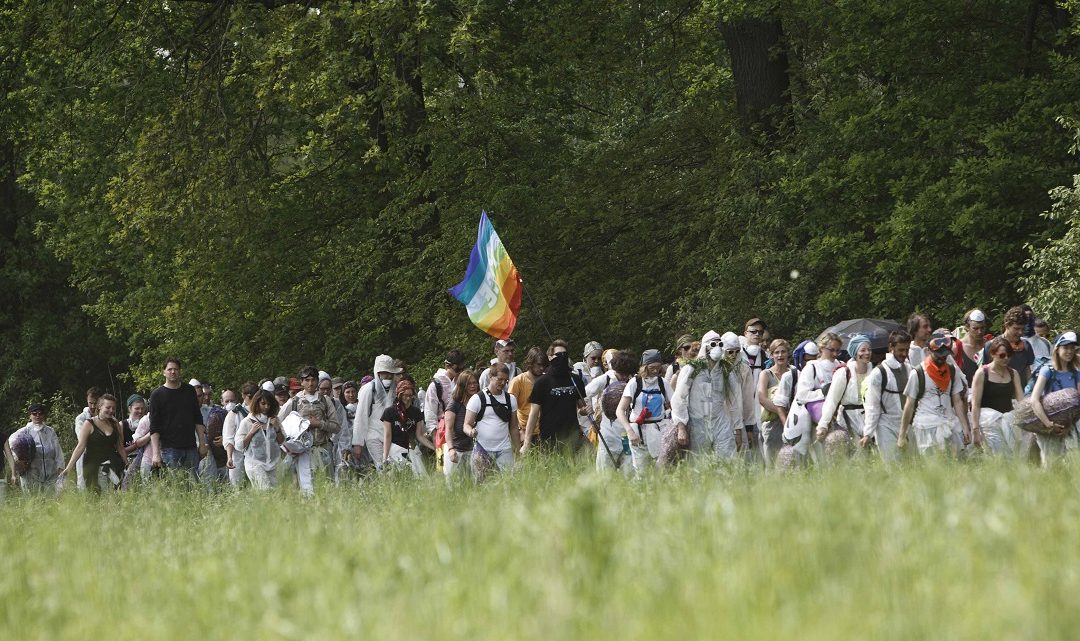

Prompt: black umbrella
xmin=817 ymin=318 xmax=901 ymax=352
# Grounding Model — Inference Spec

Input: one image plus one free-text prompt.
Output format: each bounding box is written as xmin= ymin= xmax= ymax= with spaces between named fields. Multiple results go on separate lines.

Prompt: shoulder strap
xmin=916 ymin=367 xmax=926 ymax=402
xmin=876 ymin=364 xmax=888 ymax=414
xmin=630 ymin=375 xmax=643 ymax=410
xmin=433 ymin=379 xmax=445 ymax=411
xmin=476 ymin=392 xmax=488 ymax=422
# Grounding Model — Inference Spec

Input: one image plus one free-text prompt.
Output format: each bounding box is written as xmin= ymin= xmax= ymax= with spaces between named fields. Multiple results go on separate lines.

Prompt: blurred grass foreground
xmin=1 ymin=457 xmax=1077 ymax=641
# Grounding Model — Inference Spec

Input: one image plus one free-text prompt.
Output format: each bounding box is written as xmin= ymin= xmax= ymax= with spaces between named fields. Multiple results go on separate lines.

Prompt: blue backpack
xmin=630 ymin=375 xmax=669 ymax=423
xmin=1024 ymin=357 xmax=1052 ymax=396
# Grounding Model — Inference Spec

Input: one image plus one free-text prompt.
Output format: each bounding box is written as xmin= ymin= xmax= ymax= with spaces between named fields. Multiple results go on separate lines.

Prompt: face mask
xmin=381 ymin=378 xmax=393 ymax=390
xmin=590 ymin=366 xmax=603 ymax=377
xmin=548 ymin=352 xmax=571 ymax=375
xmin=224 ymin=402 xmax=236 ymax=412
xmin=745 ymin=345 xmax=760 ymax=358
xmin=709 ymin=346 xmax=723 ymax=361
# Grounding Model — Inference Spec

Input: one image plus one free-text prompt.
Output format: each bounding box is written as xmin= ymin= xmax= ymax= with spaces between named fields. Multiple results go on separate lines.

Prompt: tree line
xmin=2 ymin=0 xmax=1080 ymax=428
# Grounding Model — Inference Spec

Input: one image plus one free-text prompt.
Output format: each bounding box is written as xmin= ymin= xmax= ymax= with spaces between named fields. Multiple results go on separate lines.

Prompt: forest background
xmin=4 ymin=0 xmax=1080 ymax=428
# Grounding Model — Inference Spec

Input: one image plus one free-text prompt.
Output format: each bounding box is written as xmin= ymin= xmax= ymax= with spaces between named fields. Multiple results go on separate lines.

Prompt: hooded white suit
xmin=352 ymin=361 xmax=397 ymax=468
xmin=671 ymin=331 xmax=743 ymax=459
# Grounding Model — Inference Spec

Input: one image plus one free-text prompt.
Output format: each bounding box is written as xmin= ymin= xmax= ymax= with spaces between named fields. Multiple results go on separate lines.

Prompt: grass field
xmin=2 ymin=455 xmax=1078 ymax=640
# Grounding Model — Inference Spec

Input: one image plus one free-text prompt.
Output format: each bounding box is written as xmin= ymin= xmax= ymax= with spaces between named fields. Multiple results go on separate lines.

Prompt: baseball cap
xmin=1055 ymin=331 xmax=1078 ymax=347
xmin=494 ymin=339 xmax=516 ymax=349
xmin=641 ymin=349 xmax=663 ymax=366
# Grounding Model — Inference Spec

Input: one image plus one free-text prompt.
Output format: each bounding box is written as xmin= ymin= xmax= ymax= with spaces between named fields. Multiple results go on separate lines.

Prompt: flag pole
xmin=518 ymin=274 xmax=555 ymax=344
xmin=485 ymin=211 xmax=553 ymax=345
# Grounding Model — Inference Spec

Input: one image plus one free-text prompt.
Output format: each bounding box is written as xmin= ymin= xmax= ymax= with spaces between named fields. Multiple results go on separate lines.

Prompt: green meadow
xmin=2 ymin=456 xmax=1077 ymax=640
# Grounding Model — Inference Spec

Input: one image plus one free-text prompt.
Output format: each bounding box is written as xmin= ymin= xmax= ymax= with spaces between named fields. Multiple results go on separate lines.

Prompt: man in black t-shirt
xmin=522 ymin=340 xmax=587 ymax=452
xmin=981 ymin=306 xmax=1036 ymax=388
xmin=149 ymin=357 xmax=207 ymax=478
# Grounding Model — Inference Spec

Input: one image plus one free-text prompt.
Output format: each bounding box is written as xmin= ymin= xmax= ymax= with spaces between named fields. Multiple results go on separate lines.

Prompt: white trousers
xmin=873 ymin=420 xmax=902 ymax=464
xmin=760 ymin=419 xmax=784 ymax=469
xmin=913 ymin=417 xmax=961 ymax=455
xmin=595 ymin=419 xmax=630 ymax=474
xmin=978 ymin=408 xmax=1021 ymax=457
xmin=244 ymin=461 xmax=278 ymax=490
xmin=443 ymin=446 xmax=472 ymax=480
xmin=629 ymin=420 xmax=669 ymax=474
xmin=228 ymin=448 xmax=247 ymax=486
xmin=688 ymin=419 xmax=736 ymax=460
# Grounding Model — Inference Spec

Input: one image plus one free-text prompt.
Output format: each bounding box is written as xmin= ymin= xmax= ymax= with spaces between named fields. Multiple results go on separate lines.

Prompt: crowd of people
xmin=4 ymin=304 xmax=1079 ymax=496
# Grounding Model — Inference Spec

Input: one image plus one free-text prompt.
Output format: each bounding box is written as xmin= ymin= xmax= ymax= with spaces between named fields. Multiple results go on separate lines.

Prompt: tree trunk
xmin=718 ymin=15 xmax=792 ymax=140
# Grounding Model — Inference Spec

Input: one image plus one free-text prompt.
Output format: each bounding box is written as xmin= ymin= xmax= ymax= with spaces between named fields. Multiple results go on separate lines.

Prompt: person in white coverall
xmin=817 ymin=334 xmax=872 ymax=443
xmin=784 ymin=334 xmax=840 ymax=465
xmin=721 ymin=331 xmax=759 ymax=458
xmin=671 ymin=331 xmax=743 ymax=460
xmin=352 ymin=355 xmax=403 ymax=472
xmin=860 ymin=329 xmax=913 ymax=463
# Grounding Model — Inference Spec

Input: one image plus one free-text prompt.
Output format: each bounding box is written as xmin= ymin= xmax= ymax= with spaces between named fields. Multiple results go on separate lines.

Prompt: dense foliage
xmin=3 ymin=0 xmax=1080 ymax=418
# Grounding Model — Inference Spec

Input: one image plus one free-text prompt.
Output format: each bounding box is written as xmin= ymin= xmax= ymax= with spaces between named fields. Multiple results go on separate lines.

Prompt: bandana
xmin=923 ymin=356 xmax=951 ymax=393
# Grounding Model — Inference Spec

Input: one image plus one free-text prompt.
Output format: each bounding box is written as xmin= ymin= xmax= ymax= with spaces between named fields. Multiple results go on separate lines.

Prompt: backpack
xmin=874 ymin=362 xmax=910 ymax=414
xmin=742 ymin=347 xmax=766 ymax=375
xmin=431 ymin=379 xmax=448 ymax=446
xmin=786 ymin=367 xmax=800 ymax=410
xmin=630 ymin=375 xmax=669 ymax=423
xmin=601 ymin=376 xmax=628 ymax=421
xmin=474 ymin=391 xmax=512 ymax=423
xmin=206 ymin=406 xmax=229 ymax=467
xmin=1025 ymin=358 xmax=1053 ymax=396
xmin=911 ymin=364 xmax=959 ymax=413
xmin=1033 ymin=365 xmax=1080 ymax=396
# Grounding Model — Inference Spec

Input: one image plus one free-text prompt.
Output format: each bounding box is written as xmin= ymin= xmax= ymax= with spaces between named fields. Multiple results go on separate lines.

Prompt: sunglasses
xmin=725 ymin=349 xmax=739 ymax=355
xmin=707 ymin=340 xmax=722 ymax=349
xmin=680 ymin=344 xmax=692 ymax=351
xmin=30 ymin=410 xmax=44 ymax=416
xmin=746 ymin=329 xmax=762 ymax=335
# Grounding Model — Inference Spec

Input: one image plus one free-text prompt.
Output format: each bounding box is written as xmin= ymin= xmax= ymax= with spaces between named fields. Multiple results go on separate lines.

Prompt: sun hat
xmin=373 ymin=354 xmax=403 ymax=374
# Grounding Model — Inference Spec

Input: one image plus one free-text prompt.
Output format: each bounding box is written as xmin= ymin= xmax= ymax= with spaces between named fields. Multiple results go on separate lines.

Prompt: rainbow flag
xmin=449 ymin=212 xmax=522 ymax=339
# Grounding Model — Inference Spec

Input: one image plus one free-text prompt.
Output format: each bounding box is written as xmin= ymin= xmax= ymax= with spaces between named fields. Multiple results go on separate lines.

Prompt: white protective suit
xmin=818 ymin=360 xmax=868 ymax=440
xmin=222 ymin=406 xmax=248 ymax=486
xmin=351 ymin=368 xmax=396 ymax=468
xmin=781 ymin=358 xmax=836 ymax=461
xmin=585 ymin=370 xmax=631 ymax=474
xmin=671 ymin=332 xmax=744 ymax=460
xmin=862 ymin=354 xmax=911 ymax=463
xmin=8 ymin=423 xmax=64 ymax=491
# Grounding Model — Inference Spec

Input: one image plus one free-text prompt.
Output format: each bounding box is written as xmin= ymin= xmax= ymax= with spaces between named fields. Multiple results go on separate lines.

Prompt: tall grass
xmin=2 ymin=456 xmax=1078 ymax=640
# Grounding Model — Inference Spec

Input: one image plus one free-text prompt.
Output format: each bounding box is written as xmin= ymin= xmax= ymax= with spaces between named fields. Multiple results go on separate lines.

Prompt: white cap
xmin=373 ymin=354 xmax=402 ymax=375
xmin=261 ymin=381 xmax=275 ymax=392
xmin=967 ymin=309 xmax=986 ymax=323
xmin=721 ymin=332 xmax=741 ymax=351
xmin=1055 ymin=331 xmax=1078 ymax=347
xmin=804 ymin=342 xmax=820 ymax=356
xmin=318 ymin=370 xmax=331 ymax=382
xmin=188 ymin=379 xmax=201 ymax=387
xmin=701 ymin=330 xmax=721 ymax=344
